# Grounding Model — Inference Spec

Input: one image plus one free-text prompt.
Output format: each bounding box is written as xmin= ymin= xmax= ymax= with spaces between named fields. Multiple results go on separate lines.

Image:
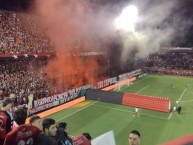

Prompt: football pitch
xmin=48 ymin=75 xmax=193 ymax=145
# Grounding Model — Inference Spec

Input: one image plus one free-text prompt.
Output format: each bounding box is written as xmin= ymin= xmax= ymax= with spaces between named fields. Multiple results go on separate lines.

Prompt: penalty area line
xmin=93 ymin=104 xmax=168 ymax=120
xmin=135 ymin=85 xmax=149 ymax=94
xmin=180 ymin=99 xmax=193 ymax=103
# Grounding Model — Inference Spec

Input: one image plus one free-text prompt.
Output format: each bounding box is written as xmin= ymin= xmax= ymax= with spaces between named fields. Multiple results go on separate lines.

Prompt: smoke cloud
xmin=119 ymin=0 xmax=181 ymax=62
xmin=31 ymin=0 xmax=192 ymax=87
xmin=33 ymin=0 xmax=107 ymax=88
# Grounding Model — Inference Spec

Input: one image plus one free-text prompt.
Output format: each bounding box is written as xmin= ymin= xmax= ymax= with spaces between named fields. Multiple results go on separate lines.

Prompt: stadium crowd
xmin=0 ymin=10 xmax=68 ymax=106
xmin=1 ymin=8 xmax=193 ymax=145
xmin=0 ymin=59 xmax=55 ymax=107
xmin=0 ymin=10 xmax=54 ymax=54
xmin=0 ymin=9 xmax=105 ymax=106
xmin=146 ymin=52 xmax=193 ymax=76
xmin=0 ymin=98 xmax=92 ymax=145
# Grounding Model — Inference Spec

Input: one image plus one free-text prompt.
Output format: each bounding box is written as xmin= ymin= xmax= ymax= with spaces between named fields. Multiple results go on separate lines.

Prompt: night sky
xmin=0 ymin=0 xmax=32 ymax=11
xmin=0 ymin=0 xmax=193 ymax=46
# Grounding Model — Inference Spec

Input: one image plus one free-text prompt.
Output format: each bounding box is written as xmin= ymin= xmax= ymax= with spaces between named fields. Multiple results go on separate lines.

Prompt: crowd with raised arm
xmin=0 ymin=59 xmax=52 ymax=106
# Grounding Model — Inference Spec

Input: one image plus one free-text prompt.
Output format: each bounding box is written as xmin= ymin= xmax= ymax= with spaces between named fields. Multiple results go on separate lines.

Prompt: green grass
xmin=47 ymin=75 xmax=193 ymax=145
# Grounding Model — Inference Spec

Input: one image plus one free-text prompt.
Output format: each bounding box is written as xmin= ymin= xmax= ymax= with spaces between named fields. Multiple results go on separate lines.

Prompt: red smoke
xmin=34 ymin=0 xmax=102 ymax=89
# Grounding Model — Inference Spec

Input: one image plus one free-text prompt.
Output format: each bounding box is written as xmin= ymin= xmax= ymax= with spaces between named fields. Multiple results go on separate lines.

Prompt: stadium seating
xmin=147 ymin=51 xmax=193 ymax=76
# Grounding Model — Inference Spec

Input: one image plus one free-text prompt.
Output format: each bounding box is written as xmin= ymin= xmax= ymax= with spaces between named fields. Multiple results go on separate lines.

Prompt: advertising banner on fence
xmin=29 ymin=84 xmax=93 ymax=115
xmin=29 ymin=69 xmax=141 ymax=115
xmin=119 ymin=69 xmax=142 ymax=81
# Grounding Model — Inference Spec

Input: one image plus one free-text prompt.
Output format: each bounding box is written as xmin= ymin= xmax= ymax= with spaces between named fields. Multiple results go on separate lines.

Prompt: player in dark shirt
xmin=56 ymin=122 xmax=73 ymax=145
xmin=38 ymin=118 xmax=58 ymax=145
xmin=29 ymin=115 xmax=57 ymax=145
xmin=177 ymin=106 xmax=182 ymax=114
xmin=37 ymin=133 xmax=58 ymax=145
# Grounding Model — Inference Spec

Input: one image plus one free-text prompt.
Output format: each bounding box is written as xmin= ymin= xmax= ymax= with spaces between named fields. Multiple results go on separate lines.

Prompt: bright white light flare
xmin=114 ymin=5 xmax=138 ymax=32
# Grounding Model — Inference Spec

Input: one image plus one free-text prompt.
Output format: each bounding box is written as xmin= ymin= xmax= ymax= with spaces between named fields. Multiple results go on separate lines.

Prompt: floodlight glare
xmin=114 ymin=5 xmax=138 ymax=32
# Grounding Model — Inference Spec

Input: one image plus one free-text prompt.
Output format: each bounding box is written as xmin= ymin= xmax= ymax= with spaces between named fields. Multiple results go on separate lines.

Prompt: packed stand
xmin=0 ymin=10 xmax=54 ymax=54
xmin=146 ymin=51 xmax=193 ymax=76
xmin=0 ymin=59 xmax=55 ymax=106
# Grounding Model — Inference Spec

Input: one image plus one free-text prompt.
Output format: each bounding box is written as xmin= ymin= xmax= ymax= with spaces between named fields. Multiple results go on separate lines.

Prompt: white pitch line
xmin=178 ymin=88 xmax=187 ymax=102
xmin=135 ymin=85 xmax=149 ymax=94
xmin=180 ymin=99 xmax=193 ymax=103
xmin=167 ymin=112 xmax=173 ymax=120
xmin=93 ymin=104 xmax=168 ymax=120
xmin=140 ymin=112 xmax=168 ymax=120
xmin=56 ymin=101 xmax=97 ymax=122
xmin=168 ymin=88 xmax=187 ymax=120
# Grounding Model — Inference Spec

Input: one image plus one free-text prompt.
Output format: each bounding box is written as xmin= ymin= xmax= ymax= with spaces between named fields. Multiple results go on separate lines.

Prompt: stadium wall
xmin=86 ymin=89 xmax=123 ymax=104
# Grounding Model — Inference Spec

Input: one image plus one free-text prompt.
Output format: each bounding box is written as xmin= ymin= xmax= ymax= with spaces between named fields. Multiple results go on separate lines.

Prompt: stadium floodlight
xmin=114 ymin=5 xmax=138 ymax=32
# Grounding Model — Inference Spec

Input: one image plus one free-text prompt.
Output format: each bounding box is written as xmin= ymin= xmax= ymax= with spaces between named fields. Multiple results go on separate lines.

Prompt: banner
xmin=119 ymin=69 xmax=142 ymax=81
xmin=29 ymin=84 xmax=93 ymax=115
xmin=91 ymin=131 xmax=116 ymax=145
xmin=96 ymin=77 xmax=117 ymax=89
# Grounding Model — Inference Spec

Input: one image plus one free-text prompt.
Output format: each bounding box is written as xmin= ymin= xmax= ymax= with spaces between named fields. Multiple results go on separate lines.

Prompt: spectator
xmin=82 ymin=133 xmax=92 ymax=142
xmin=0 ymin=10 xmax=55 ymax=54
xmin=29 ymin=116 xmax=57 ymax=145
xmin=0 ymin=98 xmax=14 ymax=144
xmin=146 ymin=51 xmax=193 ymax=76
xmin=0 ymin=59 xmax=51 ymax=107
xmin=128 ymin=130 xmax=141 ymax=145
xmin=73 ymin=133 xmax=92 ymax=145
xmin=29 ymin=115 xmax=42 ymax=130
xmin=56 ymin=122 xmax=73 ymax=145
xmin=40 ymin=118 xmax=58 ymax=145
xmin=1 ymin=97 xmax=13 ymax=111
xmin=3 ymin=108 xmax=41 ymax=145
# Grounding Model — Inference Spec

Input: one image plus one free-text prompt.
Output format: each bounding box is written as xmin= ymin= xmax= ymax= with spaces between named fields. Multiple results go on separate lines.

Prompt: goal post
xmin=114 ymin=81 xmax=134 ymax=91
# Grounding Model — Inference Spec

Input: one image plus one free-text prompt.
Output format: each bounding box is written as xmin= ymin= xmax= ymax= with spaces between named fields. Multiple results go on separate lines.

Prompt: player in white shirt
xmin=133 ymin=108 xmax=139 ymax=117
